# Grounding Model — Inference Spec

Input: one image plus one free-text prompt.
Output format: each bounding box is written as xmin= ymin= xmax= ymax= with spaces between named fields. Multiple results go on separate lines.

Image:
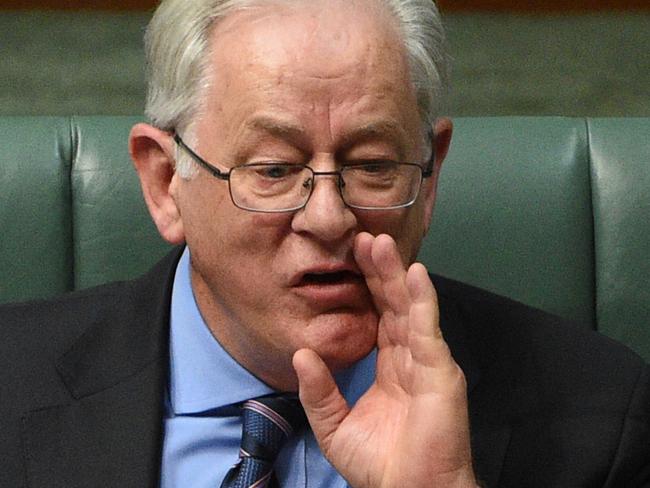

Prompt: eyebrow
xmin=244 ymin=116 xmax=410 ymax=158
xmin=245 ymin=116 xmax=307 ymax=145
xmin=338 ymin=121 xmax=409 ymax=159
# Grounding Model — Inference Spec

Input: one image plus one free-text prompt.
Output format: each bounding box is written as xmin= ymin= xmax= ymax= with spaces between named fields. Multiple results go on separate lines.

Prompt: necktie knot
xmin=240 ymin=395 xmax=305 ymax=461
xmin=221 ymin=394 xmax=306 ymax=488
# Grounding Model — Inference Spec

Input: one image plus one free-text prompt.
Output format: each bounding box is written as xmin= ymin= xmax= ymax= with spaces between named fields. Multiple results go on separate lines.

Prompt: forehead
xmin=209 ymin=1 xmax=407 ymax=79
xmin=197 ymin=0 xmax=420 ymax=149
xmin=235 ymin=3 xmax=393 ymax=59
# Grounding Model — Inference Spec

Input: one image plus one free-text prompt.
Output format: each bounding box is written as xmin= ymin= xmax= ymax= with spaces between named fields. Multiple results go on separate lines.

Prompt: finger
xmin=370 ymin=234 xmax=411 ymax=317
xmin=292 ymin=348 xmax=350 ymax=456
xmin=368 ymin=234 xmax=414 ymax=348
xmin=405 ymin=262 xmax=451 ymax=367
xmin=354 ymin=232 xmax=390 ymax=313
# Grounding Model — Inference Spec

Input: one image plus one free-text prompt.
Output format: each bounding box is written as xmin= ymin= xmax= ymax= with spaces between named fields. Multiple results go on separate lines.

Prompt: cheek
xmin=179 ymin=180 xmax=292 ymax=277
xmin=356 ymin=205 xmax=426 ymax=264
xmin=194 ymin=211 xmax=293 ymax=282
xmin=182 ymin=177 xmax=287 ymax=240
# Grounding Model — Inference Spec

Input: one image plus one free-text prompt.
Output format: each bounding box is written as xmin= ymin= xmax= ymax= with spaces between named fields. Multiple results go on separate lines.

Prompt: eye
xmin=354 ymin=160 xmax=399 ymax=175
xmin=251 ymin=163 xmax=302 ymax=179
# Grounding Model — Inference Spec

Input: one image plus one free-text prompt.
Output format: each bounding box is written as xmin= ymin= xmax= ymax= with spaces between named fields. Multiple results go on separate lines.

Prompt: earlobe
xmin=422 ymin=117 xmax=453 ymax=236
xmin=129 ymin=123 xmax=186 ymax=245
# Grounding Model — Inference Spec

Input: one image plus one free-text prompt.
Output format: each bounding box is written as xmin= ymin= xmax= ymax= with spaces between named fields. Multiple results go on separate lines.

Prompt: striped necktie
xmin=220 ymin=394 xmax=306 ymax=488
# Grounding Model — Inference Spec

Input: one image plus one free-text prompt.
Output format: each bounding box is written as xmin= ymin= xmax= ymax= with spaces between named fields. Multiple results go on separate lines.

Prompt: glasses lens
xmin=229 ymin=163 xmax=312 ymax=211
xmin=341 ymin=162 xmax=422 ymax=209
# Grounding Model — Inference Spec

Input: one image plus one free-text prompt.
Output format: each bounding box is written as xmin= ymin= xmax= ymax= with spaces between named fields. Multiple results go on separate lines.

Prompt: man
xmin=0 ymin=0 xmax=648 ymax=487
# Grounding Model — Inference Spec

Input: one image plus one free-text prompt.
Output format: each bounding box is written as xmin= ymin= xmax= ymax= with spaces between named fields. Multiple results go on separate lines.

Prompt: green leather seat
xmin=69 ymin=116 xmax=169 ymax=290
xmin=1 ymin=116 xmax=648 ymax=361
xmin=0 ymin=117 xmax=73 ymax=301
xmin=423 ymin=118 xmax=595 ymax=327
xmin=588 ymin=119 xmax=650 ymax=358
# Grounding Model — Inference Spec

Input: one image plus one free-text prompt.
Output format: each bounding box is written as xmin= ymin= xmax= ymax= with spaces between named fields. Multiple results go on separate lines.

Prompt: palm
xmin=293 ymin=233 xmax=475 ymax=488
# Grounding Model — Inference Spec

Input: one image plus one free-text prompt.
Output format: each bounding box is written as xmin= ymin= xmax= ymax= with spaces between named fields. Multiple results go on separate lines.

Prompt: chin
xmin=319 ymin=341 xmax=376 ymax=374
xmin=302 ymin=310 xmax=378 ymax=373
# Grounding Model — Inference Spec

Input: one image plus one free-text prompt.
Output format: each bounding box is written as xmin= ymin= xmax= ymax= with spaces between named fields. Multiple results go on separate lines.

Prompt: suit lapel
xmin=23 ymin=360 xmax=166 ymax=488
xmin=23 ymin=248 xmax=182 ymax=488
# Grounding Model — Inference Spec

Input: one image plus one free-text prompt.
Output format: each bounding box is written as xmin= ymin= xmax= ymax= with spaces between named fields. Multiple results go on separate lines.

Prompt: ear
xmin=421 ymin=117 xmax=453 ymax=236
xmin=129 ymin=123 xmax=186 ymax=245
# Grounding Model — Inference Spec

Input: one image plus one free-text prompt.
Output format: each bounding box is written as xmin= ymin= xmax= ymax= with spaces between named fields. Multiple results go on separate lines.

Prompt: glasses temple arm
xmin=173 ymin=133 xmax=229 ymax=180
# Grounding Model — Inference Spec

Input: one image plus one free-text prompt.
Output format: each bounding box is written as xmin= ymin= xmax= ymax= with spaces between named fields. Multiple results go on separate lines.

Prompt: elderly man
xmin=0 ymin=0 xmax=648 ymax=487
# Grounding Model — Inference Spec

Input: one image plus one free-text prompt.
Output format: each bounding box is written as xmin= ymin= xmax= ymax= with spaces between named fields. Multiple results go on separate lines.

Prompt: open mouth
xmin=300 ymin=270 xmax=362 ymax=285
xmin=291 ymin=268 xmax=368 ymax=305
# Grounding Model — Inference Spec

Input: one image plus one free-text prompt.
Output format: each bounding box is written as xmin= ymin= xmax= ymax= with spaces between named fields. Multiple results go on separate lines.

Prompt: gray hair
xmin=144 ymin=0 xmax=449 ymax=177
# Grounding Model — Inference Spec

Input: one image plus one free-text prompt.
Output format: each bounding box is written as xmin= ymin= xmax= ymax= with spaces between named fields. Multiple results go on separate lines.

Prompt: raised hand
xmin=293 ymin=232 xmax=477 ymax=488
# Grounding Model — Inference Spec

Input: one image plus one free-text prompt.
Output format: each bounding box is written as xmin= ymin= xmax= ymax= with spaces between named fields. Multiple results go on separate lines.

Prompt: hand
xmin=293 ymin=232 xmax=477 ymax=488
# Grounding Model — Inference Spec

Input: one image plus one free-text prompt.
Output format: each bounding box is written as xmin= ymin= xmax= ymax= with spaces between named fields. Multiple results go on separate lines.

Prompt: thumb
xmin=293 ymin=348 xmax=350 ymax=455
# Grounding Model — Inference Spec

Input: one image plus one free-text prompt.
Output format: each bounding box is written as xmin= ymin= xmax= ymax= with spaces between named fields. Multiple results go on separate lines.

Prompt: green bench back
xmin=1 ymin=116 xmax=648 ymax=361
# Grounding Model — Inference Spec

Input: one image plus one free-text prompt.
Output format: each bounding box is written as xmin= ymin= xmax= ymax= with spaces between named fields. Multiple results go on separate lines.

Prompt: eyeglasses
xmin=174 ymin=133 xmax=434 ymax=213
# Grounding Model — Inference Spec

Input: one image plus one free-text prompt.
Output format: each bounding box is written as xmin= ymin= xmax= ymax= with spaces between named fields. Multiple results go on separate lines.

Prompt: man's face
xmin=170 ymin=0 xmax=441 ymax=388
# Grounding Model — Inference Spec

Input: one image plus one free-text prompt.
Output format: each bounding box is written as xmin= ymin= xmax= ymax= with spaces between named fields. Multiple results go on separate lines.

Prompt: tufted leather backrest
xmin=1 ymin=116 xmax=648 ymax=361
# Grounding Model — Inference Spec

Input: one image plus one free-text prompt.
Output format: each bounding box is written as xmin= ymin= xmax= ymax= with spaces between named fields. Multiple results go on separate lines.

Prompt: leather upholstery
xmin=0 ymin=117 xmax=73 ymax=302
xmin=0 ymin=116 xmax=648 ymax=361
xmin=588 ymin=119 xmax=650 ymax=360
xmin=69 ymin=116 xmax=168 ymax=290
xmin=423 ymin=118 xmax=595 ymax=327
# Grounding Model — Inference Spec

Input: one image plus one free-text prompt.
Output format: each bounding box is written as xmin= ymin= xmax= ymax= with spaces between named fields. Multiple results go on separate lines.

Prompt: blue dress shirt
xmin=160 ymin=247 xmax=377 ymax=487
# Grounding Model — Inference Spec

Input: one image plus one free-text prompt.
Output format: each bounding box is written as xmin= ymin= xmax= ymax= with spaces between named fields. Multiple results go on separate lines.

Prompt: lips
xmin=300 ymin=270 xmax=361 ymax=285
xmin=290 ymin=264 xmax=368 ymax=308
xmin=290 ymin=264 xmax=363 ymax=287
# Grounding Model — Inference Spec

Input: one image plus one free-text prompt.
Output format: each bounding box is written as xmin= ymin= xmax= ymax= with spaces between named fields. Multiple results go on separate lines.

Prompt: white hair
xmin=144 ymin=0 xmax=449 ymax=177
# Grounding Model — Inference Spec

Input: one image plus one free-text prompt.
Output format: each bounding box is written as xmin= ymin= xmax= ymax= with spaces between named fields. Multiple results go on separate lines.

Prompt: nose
xmin=291 ymin=171 xmax=357 ymax=243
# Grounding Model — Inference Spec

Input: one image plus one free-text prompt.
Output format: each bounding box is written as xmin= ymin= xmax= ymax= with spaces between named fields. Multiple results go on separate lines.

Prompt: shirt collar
xmin=168 ymin=246 xmax=376 ymax=415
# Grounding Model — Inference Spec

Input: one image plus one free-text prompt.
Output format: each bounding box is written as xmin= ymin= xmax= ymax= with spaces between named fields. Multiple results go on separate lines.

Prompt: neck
xmin=190 ymin=268 xmax=300 ymax=392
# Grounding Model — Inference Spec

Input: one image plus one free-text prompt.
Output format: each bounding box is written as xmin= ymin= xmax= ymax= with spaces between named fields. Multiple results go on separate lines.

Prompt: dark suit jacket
xmin=1 ymin=247 xmax=648 ymax=488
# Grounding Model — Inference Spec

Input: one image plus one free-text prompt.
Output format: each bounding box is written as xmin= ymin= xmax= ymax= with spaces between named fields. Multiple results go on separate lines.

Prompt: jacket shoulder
xmin=431 ymin=273 xmax=647 ymax=375
xmin=0 ymin=248 xmax=180 ymax=406
xmin=431 ymin=275 xmax=650 ymax=486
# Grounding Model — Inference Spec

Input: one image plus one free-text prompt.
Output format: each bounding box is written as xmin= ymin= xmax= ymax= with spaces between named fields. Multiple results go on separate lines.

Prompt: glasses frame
xmin=173 ymin=133 xmax=435 ymax=213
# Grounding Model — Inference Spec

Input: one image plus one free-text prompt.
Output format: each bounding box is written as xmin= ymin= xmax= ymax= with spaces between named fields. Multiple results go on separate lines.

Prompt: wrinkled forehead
xmin=191 ymin=0 xmax=425 ymax=154
xmin=206 ymin=0 xmax=415 ymax=109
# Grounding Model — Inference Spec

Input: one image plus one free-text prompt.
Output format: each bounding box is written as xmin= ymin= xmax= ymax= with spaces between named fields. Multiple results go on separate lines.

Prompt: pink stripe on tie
xmin=249 ymin=471 xmax=272 ymax=488
xmin=244 ymin=400 xmax=293 ymax=436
